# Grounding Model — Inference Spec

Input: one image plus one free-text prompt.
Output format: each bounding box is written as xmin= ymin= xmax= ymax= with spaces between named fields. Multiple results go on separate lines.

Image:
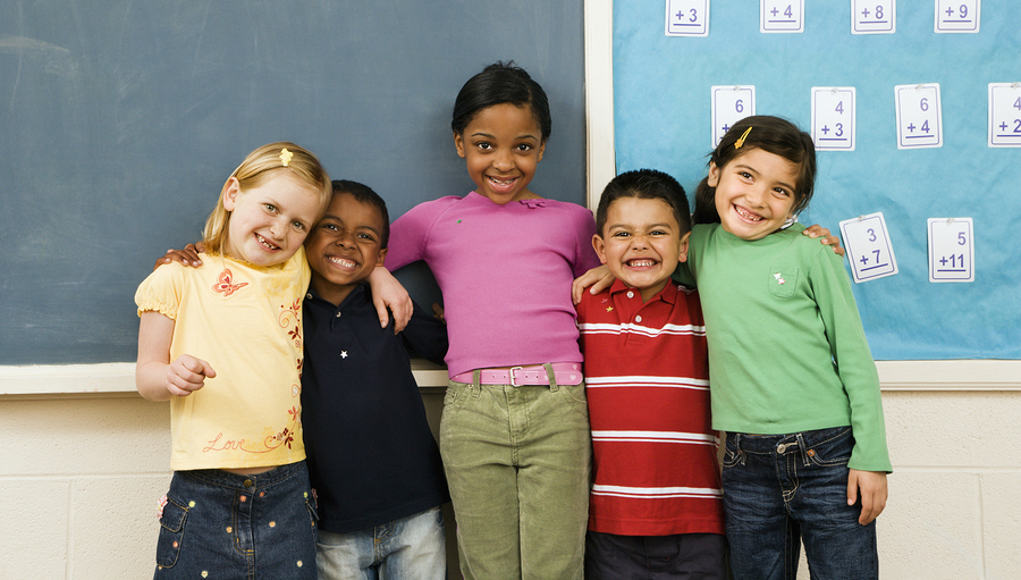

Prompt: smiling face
xmin=593 ymin=197 xmax=690 ymax=302
xmin=221 ymin=172 xmax=324 ymax=266
xmin=453 ymin=102 xmax=546 ymax=204
xmin=708 ymin=147 xmax=801 ymax=241
xmin=305 ymin=191 xmax=387 ymax=306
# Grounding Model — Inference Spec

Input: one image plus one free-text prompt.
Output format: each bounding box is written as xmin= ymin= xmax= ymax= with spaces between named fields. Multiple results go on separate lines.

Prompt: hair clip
xmin=734 ymin=126 xmax=753 ymax=150
xmin=279 ymin=148 xmax=293 ymax=167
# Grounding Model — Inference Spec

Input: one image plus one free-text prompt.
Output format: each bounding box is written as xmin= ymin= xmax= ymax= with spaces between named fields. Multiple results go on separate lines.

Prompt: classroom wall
xmin=2 ymin=369 xmax=1020 ymax=579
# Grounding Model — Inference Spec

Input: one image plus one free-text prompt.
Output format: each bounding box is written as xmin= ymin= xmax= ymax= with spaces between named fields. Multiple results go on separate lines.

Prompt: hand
xmin=368 ymin=266 xmax=413 ymax=333
xmin=165 ymin=354 xmax=217 ymax=397
xmin=847 ymin=468 xmax=888 ymax=525
xmin=802 ymin=225 xmax=845 ymax=257
xmin=571 ymin=265 xmax=613 ymax=304
xmin=154 ymin=242 xmax=206 ymax=270
xmin=431 ymin=302 xmax=446 ymax=323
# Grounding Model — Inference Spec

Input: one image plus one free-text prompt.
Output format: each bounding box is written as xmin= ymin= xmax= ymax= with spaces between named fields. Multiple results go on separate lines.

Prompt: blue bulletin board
xmin=612 ymin=1 xmax=1021 ymax=360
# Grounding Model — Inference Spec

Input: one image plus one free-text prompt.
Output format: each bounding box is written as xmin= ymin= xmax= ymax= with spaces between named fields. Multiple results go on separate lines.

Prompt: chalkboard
xmin=613 ymin=1 xmax=1020 ymax=360
xmin=0 ymin=2 xmax=585 ymax=364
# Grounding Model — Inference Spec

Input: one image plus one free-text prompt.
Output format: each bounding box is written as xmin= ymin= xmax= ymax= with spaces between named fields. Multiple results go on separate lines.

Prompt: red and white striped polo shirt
xmin=578 ymin=279 xmax=724 ymax=536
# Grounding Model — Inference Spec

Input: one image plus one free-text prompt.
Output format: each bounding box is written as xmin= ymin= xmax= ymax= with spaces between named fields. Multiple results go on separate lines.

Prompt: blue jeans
xmin=722 ymin=427 xmax=878 ymax=580
xmin=315 ymin=506 xmax=446 ymax=580
xmin=153 ymin=461 xmax=318 ymax=579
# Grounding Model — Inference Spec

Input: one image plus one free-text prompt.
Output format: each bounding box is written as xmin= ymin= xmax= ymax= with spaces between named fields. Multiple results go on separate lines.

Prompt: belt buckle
xmin=509 ymin=366 xmax=524 ymax=387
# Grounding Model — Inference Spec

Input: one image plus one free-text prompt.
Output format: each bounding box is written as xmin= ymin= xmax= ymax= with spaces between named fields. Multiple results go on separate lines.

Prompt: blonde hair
xmin=202 ymin=141 xmax=332 ymax=255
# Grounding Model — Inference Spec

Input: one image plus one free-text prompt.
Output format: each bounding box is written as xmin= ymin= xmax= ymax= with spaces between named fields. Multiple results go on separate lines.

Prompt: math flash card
xmin=666 ymin=0 xmax=709 ymax=37
xmin=839 ymin=212 xmax=899 ymax=283
xmin=928 ymin=218 xmax=974 ymax=283
xmin=711 ymin=85 xmax=755 ymax=147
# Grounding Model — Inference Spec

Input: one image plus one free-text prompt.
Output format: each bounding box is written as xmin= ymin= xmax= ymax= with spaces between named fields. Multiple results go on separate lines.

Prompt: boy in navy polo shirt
xmin=576 ymin=169 xmax=726 ymax=579
xmin=300 ymin=180 xmax=449 ymax=579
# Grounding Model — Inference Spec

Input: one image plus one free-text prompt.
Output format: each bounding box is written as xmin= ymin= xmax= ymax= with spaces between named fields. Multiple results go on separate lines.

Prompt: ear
xmin=592 ymin=233 xmax=608 ymax=265
xmin=222 ymin=177 xmax=241 ymax=211
xmin=375 ymin=247 xmax=388 ymax=268
xmin=536 ymin=140 xmax=546 ymax=163
xmin=677 ymin=231 xmax=692 ymax=263
xmin=453 ymin=131 xmax=466 ymax=159
xmin=707 ymin=162 xmax=720 ymax=188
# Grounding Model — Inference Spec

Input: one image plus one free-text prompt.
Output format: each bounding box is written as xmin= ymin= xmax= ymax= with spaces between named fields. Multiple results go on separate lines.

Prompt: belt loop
xmin=472 ymin=369 xmax=482 ymax=395
xmin=543 ymin=363 xmax=559 ymax=391
xmin=795 ymin=432 xmax=810 ymax=466
xmin=733 ymin=432 xmax=742 ymax=452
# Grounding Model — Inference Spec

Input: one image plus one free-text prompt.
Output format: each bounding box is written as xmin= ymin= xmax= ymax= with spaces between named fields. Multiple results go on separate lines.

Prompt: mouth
xmin=625 ymin=258 xmax=659 ymax=269
xmin=255 ymin=233 xmax=281 ymax=251
xmin=485 ymin=174 xmax=519 ymax=193
xmin=732 ymin=204 xmax=765 ymax=223
xmin=325 ymin=255 xmax=358 ymax=271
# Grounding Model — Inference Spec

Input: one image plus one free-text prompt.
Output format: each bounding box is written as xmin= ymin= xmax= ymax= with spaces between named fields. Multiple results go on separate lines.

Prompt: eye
xmin=357 ymin=232 xmax=377 ymax=242
xmin=612 ymin=231 xmax=631 ymax=238
xmin=291 ymin=220 xmax=306 ymax=231
xmin=475 ymin=141 xmax=493 ymax=151
xmin=650 ymin=229 xmax=667 ymax=236
xmin=321 ymin=223 xmax=339 ymax=232
xmin=772 ymin=187 xmax=792 ymax=198
xmin=515 ymin=143 xmax=533 ymax=152
xmin=738 ymin=171 xmax=753 ymax=180
xmin=263 ymin=203 xmax=278 ymax=213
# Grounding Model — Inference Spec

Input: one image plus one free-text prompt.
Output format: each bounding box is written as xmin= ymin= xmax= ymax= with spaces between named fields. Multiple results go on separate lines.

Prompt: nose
xmin=334 ymin=229 xmax=355 ymax=248
xmin=744 ymin=185 xmax=768 ymax=207
xmin=630 ymin=233 xmax=650 ymax=249
xmin=492 ymin=149 xmax=514 ymax=171
xmin=268 ymin=219 xmax=286 ymax=240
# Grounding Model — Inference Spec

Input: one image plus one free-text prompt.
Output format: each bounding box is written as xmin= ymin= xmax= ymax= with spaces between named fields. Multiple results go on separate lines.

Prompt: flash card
xmin=988 ymin=83 xmax=1021 ymax=148
xmin=935 ymin=0 xmax=979 ymax=33
xmin=852 ymin=0 xmax=895 ymax=34
xmin=711 ymin=85 xmax=755 ymax=147
xmin=812 ymin=87 xmax=856 ymax=151
xmin=761 ymin=0 xmax=804 ymax=33
xmin=895 ymin=83 xmax=942 ymax=149
xmin=928 ymin=218 xmax=974 ymax=283
xmin=839 ymin=212 xmax=899 ymax=283
xmin=666 ymin=0 xmax=709 ymax=36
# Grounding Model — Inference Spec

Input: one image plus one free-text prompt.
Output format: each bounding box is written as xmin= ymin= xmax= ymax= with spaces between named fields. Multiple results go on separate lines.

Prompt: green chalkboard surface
xmin=0 ymin=2 xmax=585 ymax=364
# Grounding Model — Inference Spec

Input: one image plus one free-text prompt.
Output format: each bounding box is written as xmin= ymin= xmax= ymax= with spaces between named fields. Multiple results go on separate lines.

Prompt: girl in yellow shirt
xmin=135 ymin=142 xmax=331 ymax=578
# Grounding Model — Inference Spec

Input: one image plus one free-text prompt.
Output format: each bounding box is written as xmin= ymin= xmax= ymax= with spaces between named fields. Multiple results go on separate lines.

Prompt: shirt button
xmin=626 ymin=291 xmax=634 ymax=298
xmin=335 ymin=312 xmax=342 ymax=318
xmin=306 ymin=293 xmax=313 ymax=299
xmin=635 ymin=315 xmax=643 ymax=323
xmin=243 ymin=479 xmax=254 ymax=488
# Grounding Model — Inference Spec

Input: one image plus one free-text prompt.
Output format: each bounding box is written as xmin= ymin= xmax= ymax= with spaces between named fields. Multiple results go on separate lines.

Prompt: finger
xmin=199 ymin=360 xmax=217 ymax=379
xmin=846 ymin=472 xmax=859 ymax=508
xmin=859 ymin=491 xmax=877 ymax=525
xmin=373 ymin=297 xmax=391 ymax=329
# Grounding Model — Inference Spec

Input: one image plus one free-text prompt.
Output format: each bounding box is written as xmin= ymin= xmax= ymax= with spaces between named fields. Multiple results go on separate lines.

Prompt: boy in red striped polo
xmin=578 ymin=169 xmax=726 ymax=579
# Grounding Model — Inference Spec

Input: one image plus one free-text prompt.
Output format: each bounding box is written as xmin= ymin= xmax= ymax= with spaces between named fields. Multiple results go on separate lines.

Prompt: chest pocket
xmin=766 ymin=264 xmax=801 ymax=299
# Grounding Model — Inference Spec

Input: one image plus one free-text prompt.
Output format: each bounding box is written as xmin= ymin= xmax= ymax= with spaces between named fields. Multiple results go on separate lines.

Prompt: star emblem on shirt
xmin=605 ymin=306 xmax=614 ymax=312
xmin=340 ymin=350 xmax=349 ymax=359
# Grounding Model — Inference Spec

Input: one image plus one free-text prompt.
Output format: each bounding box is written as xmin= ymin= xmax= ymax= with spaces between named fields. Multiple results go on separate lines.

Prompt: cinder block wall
xmin=2 ymin=371 xmax=1020 ymax=579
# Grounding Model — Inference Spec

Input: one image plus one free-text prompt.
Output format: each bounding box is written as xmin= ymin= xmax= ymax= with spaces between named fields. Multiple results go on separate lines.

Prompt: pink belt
xmin=451 ymin=362 xmax=583 ymax=387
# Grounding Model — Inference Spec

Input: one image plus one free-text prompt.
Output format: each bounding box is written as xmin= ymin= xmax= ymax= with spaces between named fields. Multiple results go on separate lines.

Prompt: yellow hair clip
xmin=734 ymin=126 xmax=753 ymax=150
xmin=279 ymin=147 xmax=293 ymax=167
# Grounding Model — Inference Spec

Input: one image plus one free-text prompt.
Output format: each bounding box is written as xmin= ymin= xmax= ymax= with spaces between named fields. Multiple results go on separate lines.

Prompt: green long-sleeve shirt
xmin=682 ymin=223 xmax=891 ymax=472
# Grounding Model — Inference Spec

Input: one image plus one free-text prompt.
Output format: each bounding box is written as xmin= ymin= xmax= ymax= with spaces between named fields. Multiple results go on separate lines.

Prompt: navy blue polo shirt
xmin=301 ymin=282 xmax=449 ymax=533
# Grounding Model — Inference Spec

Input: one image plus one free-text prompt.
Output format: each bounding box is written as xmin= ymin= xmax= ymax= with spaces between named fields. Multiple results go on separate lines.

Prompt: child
xmin=578 ymin=169 xmax=726 ymax=579
xmin=156 ymin=180 xmax=452 ymax=579
xmin=690 ymin=116 xmax=891 ymax=579
xmin=368 ymin=62 xmax=600 ymax=578
xmin=300 ymin=180 xmax=450 ymax=579
xmin=134 ymin=142 xmax=332 ymax=577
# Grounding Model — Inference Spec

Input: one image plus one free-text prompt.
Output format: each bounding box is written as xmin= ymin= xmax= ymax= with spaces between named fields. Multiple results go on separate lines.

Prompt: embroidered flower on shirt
xmin=213 ymin=268 xmax=248 ymax=296
xmin=773 ymin=272 xmax=786 ymax=285
xmin=519 ymin=199 xmax=547 ymax=209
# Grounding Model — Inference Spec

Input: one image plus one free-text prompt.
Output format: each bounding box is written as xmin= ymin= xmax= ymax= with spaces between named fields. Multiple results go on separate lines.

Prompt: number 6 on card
xmin=711 ymin=85 xmax=756 ymax=147
xmin=839 ymin=212 xmax=899 ymax=283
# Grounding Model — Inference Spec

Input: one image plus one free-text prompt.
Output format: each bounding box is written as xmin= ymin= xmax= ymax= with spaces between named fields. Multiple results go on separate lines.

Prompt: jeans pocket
xmin=155 ymin=495 xmax=189 ymax=569
xmin=805 ymin=427 xmax=853 ymax=467
xmin=722 ymin=435 xmax=743 ymax=469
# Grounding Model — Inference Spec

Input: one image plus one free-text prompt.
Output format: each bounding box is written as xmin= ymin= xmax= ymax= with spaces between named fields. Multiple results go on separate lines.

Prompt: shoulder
xmin=576 ymin=287 xmax=611 ymax=320
xmin=399 ymin=195 xmax=463 ymax=220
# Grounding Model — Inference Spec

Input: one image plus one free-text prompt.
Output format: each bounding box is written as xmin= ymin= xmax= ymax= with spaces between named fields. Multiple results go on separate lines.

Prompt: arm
xmin=400 ymin=301 xmax=449 ymax=365
xmin=136 ymin=312 xmax=216 ymax=401
xmin=802 ymin=224 xmax=845 ymax=256
xmin=368 ymin=266 xmax=413 ymax=333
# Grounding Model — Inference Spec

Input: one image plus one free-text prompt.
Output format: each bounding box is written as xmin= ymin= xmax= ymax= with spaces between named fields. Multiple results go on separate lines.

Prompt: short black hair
xmin=330 ymin=180 xmax=390 ymax=248
xmin=451 ymin=61 xmax=552 ymax=141
xmin=595 ymin=169 xmax=691 ymax=235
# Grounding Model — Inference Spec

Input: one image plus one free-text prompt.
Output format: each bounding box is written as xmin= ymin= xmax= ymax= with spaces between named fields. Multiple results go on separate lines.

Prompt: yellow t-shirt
xmin=135 ymin=249 xmax=310 ymax=470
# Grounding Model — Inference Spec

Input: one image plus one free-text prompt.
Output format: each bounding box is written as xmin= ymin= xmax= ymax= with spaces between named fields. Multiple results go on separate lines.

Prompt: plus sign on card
xmin=852 ymin=0 xmax=895 ymax=34
xmin=895 ymin=83 xmax=942 ymax=149
xmin=839 ymin=212 xmax=899 ymax=283
xmin=928 ymin=218 xmax=974 ymax=283
xmin=935 ymin=0 xmax=979 ymax=33
xmin=711 ymin=85 xmax=755 ymax=147
xmin=812 ymin=87 xmax=856 ymax=151
xmin=988 ymin=83 xmax=1021 ymax=148
xmin=761 ymin=0 xmax=804 ymax=33
xmin=666 ymin=0 xmax=709 ymax=37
